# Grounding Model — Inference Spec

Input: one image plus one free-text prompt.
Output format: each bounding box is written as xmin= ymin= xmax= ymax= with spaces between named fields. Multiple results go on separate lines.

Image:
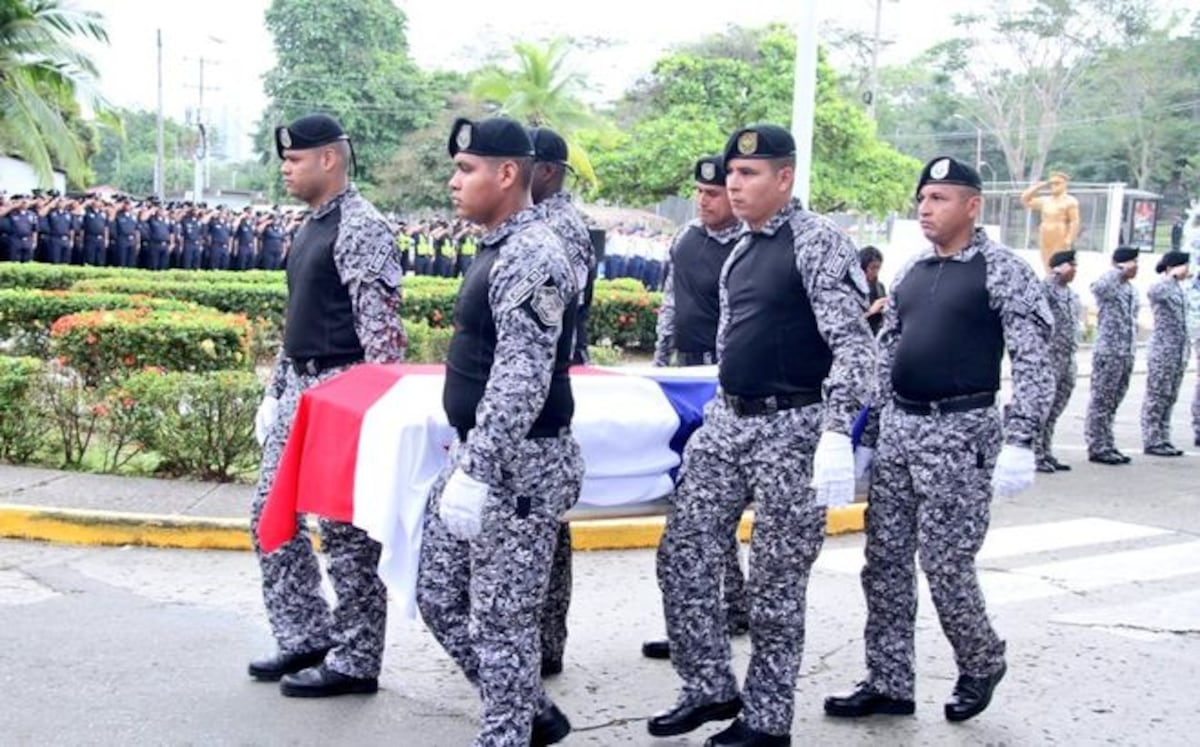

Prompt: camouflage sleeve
xmin=459 ymin=231 xmax=574 ymax=486
xmin=653 ymin=229 xmax=686 ymax=366
xmin=792 ymin=215 xmax=876 ymax=436
xmin=860 ymin=257 xmax=913 ymax=448
xmin=267 ymin=348 xmax=290 ymax=399
xmin=988 ymin=248 xmax=1054 ymax=446
xmin=334 ymin=201 xmax=406 ymax=364
xmin=1147 ymin=278 xmax=1170 ymax=305
xmin=1090 ymin=267 xmax=1123 ymax=303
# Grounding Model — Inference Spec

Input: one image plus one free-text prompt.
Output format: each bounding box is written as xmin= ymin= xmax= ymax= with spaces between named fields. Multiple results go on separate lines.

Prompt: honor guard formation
xmin=14 ymin=108 xmax=1189 ymax=747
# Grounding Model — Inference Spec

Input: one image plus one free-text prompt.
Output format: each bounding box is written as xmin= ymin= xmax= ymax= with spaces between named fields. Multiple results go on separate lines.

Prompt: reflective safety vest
xmin=415 ymin=235 xmax=434 ymax=256
xmin=459 ymin=238 xmax=477 ymax=257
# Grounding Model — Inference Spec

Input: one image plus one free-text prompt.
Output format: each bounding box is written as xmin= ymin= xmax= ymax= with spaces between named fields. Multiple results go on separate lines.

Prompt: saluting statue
xmin=1021 ymin=172 xmax=1080 ymax=270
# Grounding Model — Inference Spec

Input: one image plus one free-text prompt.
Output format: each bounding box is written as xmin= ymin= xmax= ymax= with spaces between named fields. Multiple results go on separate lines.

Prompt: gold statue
xmin=1021 ymin=172 xmax=1081 ymax=269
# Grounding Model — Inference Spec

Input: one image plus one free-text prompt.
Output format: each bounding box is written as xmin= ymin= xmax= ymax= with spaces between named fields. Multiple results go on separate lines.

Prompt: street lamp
xmin=951 ymin=114 xmax=983 ymax=173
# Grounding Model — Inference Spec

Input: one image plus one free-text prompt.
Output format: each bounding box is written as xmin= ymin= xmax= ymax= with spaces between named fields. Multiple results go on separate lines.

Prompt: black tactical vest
xmin=719 ymin=224 xmax=832 ymax=397
xmin=283 ymin=206 xmax=365 ymax=361
xmin=444 ymin=246 xmax=576 ymax=435
xmin=672 ymin=225 xmax=733 ymax=354
xmin=891 ymin=251 xmax=1003 ymax=401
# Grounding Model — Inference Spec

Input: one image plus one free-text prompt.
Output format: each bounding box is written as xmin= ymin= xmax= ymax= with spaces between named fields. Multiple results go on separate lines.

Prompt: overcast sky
xmin=71 ymin=0 xmax=1189 ymax=159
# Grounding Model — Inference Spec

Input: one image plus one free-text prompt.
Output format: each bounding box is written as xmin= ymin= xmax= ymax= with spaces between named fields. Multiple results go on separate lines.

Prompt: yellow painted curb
xmin=573 ymin=504 xmax=866 ymax=551
xmin=0 ymin=502 xmax=865 ymax=552
xmin=0 ymin=503 xmax=252 ymax=551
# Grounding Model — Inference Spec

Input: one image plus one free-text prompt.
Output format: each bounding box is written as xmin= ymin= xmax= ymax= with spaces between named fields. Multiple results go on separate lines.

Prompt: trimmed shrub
xmin=0 ymin=289 xmax=198 ymax=356
xmin=50 ymin=308 xmax=252 ymax=384
xmin=405 ymin=319 xmax=454 ymax=364
xmin=0 ymin=357 xmax=50 ymax=462
xmin=588 ymin=286 xmax=661 ymax=350
xmin=72 ymin=277 xmax=288 ymax=321
xmin=121 ymin=369 xmax=261 ymax=481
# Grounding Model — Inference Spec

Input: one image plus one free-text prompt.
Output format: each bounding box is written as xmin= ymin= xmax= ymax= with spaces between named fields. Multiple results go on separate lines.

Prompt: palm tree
xmin=470 ymin=39 xmax=599 ymax=188
xmin=0 ymin=0 xmax=108 ymax=185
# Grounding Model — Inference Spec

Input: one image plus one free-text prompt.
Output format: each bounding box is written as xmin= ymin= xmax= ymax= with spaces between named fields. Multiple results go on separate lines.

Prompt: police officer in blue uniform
xmin=142 ymin=202 xmax=174 ymax=271
xmin=39 ymin=194 xmax=73 ymax=264
xmin=8 ymin=197 xmax=38 ymax=263
xmin=79 ymin=197 xmax=109 ymax=266
xmin=206 ymin=208 xmax=232 ymax=270
xmin=109 ymin=198 xmax=140 ymax=267
xmin=258 ymin=212 xmax=286 ymax=270
xmin=178 ymin=207 xmax=204 ymax=269
xmin=234 ymin=207 xmax=256 ymax=270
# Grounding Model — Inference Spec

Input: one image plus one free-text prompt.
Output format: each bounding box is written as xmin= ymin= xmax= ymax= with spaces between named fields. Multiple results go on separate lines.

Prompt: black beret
xmin=1158 ymin=251 xmax=1189 ymax=271
xmin=275 ymin=113 xmax=349 ymax=159
xmin=916 ymin=156 xmax=982 ymax=195
xmin=722 ymin=124 xmax=795 ymax=166
xmin=1049 ymin=250 xmax=1076 ymax=268
xmin=448 ymin=117 xmax=533 ymax=158
xmin=694 ymin=155 xmax=726 ymax=186
xmin=529 ymin=126 xmax=569 ymax=166
xmin=1112 ymin=246 xmax=1139 ymax=263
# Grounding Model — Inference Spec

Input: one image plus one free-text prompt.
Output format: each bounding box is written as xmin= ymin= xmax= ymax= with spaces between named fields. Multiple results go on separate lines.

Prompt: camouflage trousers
xmin=417 ymin=434 xmax=584 ymax=747
xmin=1035 ymin=355 xmax=1076 ymax=465
xmin=657 ymin=398 xmax=825 ymax=737
xmin=1193 ymin=344 xmax=1200 ymax=441
xmin=1085 ymin=353 xmax=1134 ymax=456
xmin=861 ymin=404 xmax=1006 ymax=700
xmin=1141 ymin=346 xmax=1187 ymax=448
xmin=249 ymin=364 xmax=388 ymax=678
xmin=540 ymin=522 xmax=572 ymax=668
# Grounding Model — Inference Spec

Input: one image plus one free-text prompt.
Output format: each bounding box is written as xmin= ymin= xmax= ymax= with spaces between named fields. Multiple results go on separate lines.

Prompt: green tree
xmin=0 ymin=0 xmax=108 ymax=185
xmin=591 ymin=25 xmax=919 ymax=215
xmin=88 ymin=107 xmax=198 ymax=194
xmin=256 ymin=0 xmax=437 ymax=191
xmin=469 ymin=39 xmax=598 ymax=186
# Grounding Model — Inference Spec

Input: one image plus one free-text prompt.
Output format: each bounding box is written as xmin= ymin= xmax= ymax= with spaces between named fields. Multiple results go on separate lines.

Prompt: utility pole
xmin=867 ymin=0 xmax=883 ymax=121
xmin=791 ymin=3 xmax=819 ymax=205
xmin=185 ymin=40 xmax=222 ymax=202
xmin=154 ymin=29 xmax=164 ymax=199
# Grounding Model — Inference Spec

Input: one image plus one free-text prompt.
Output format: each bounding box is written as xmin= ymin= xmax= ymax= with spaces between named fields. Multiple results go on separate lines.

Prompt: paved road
xmin=1 ymin=367 xmax=1197 ymax=745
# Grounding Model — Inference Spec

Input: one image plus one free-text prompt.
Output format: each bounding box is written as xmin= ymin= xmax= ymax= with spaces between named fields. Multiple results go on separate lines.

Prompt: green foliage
xmin=0 ymin=356 xmax=49 ymax=462
xmin=591 ymin=25 xmax=918 ymax=214
xmin=404 ymin=319 xmax=453 ymax=364
xmin=50 ymin=307 xmax=252 ymax=384
xmin=71 ymin=277 xmax=288 ymax=322
xmin=88 ymin=107 xmax=199 ymax=194
xmin=469 ymin=39 xmax=598 ymax=187
xmin=587 ymin=285 xmax=661 ymax=350
xmin=121 ymin=369 xmax=261 ymax=481
xmin=586 ymin=342 xmax=624 ymax=366
xmin=257 ymin=0 xmax=436 ymax=189
xmin=0 ymin=0 xmax=109 ymax=185
xmin=0 ymin=288 xmax=197 ymax=355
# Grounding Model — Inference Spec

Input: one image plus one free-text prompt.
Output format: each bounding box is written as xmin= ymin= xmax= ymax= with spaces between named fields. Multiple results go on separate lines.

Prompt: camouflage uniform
xmin=416 ymin=206 xmax=583 ymax=747
xmin=859 ymin=228 xmax=1053 ymax=700
xmin=250 ymin=186 xmax=406 ymax=678
xmin=1035 ymin=274 xmax=1081 ymax=467
xmin=1141 ymin=276 xmax=1190 ymax=448
xmin=657 ymin=198 xmax=874 ymax=736
xmin=535 ymin=190 xmax=593 ymax=672
xmin=653 ymin=218 xmax=750 ymax=629
xmin=1086 ymin=268 xmax=1139 ymax=457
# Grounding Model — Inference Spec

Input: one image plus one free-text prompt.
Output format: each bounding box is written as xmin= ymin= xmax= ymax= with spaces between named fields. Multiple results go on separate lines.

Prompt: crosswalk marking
xmin=815 ymin=517 xmax=1171 ymax=576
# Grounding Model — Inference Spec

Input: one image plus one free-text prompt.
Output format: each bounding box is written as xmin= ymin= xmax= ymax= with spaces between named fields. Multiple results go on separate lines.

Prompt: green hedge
xmin=121 ymin=369 xmax=261 ymax=481
xmin=72 ymin=277 xmax=288 ymax=321
xmin=406 ymin=319 xmax=454 ymax=363
xmin=0 ymin=357 xmax=49 ymax=462
xmin=0 ymin=263 xmax=287 ymax=289
xmin=50 ymin=308 xmax=252 ymax=384
xmin=0 ymin=289 xmax=200 ymax=356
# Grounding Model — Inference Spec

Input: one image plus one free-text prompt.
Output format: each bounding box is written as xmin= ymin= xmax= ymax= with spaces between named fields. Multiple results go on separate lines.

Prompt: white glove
xmin=991 ymin=444 xmax=1036 ymax=497
xmin=254 ymin=395 xmax=279 ymax=446
xmin=811 ymin=431 xmax=855 ymax=508
xmin=438 ymin=469 xmax=491 ymax=540
xmin=853 ymin=447 xmax=875 ymax=481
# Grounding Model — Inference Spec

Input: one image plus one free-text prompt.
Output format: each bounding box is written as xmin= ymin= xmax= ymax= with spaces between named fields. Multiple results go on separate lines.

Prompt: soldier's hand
xmin=254 ymin=396 xmax=280 ymax=446
xmin=811 ymin=431 xmax=855 ymax=507
xmin=438 ymin=469 xmax=490 ymax=540
xmin=991 ymin=444 xmax=1035 ymax=496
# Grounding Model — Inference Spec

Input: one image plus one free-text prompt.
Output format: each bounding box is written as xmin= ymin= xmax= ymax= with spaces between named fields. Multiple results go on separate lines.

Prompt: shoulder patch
xmin=531 ymin=285 xmax=565 ymax=328
xmin=500 ymin=265 xmax=551 ymax=312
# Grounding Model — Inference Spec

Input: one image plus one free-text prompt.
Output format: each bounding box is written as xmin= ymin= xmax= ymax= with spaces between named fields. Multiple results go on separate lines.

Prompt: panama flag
xmin=257 ymin=363 xmax=718 ymax=616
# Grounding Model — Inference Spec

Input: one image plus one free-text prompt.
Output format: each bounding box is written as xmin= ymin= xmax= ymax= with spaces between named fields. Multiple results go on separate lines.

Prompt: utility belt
xmin=721 ymin=389 xmax=821 ymax=417
xmin=677 ymin=350 xmax=716 ymax=366
xmin=455 ymin=425 xmax=571 ymax=443
xmin=290 ymin=352 xmax=363 ymax=376
xmin=893 ymin=391 xmax=994 ymax=416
